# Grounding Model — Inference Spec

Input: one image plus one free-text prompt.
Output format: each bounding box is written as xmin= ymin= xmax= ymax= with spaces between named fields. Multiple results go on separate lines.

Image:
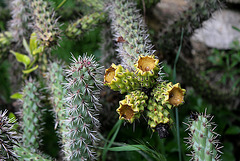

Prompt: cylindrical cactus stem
xmin=80 ymin=0 xmax=104 ymax=11
xmin=147 ymin=98 xmax=173 ymax=138
xmin=44 ymin=61 xmax=69 ymax=157
xmin=134 ymin=55 xmax=160 ymax=88
xmin=8 ymin=0 xmax=31 ymax=46
xmin=151 ymin=82 xmax=186 ymax=109
xmin=64 ymin=54 xmax=103 ymax=160
xmin=21 ymin=78 xmax=43 ymax=152
xmin=25 ymin=0 xmax=60 ymax=48
xmin=116 ymin=90 xmax=148 ymax=123
xmin=185 ymin=111 xmax=223 ymax=161
xmin=0 ymin=110 xmax=19 ymax=160
xmin=107 ymin=0 xmax=155 ymax=71
xmin=14 ymin=146 xmax=52 ymax=161
xmin=104 ymin=63 xmax=140 ymax=94
xmin=66 ymin=12 xmax=105 ymax=39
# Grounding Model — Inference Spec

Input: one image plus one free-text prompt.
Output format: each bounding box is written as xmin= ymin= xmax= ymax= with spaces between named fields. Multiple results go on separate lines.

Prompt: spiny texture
xmin=8 ymin=0 xmax=31 ymax=46
xmin=64 ymin=54 xmax=103 ymax=160
xmin=104 ymin=63 xmax=140 ymax=94
xmin=108 ymin=0 xmax=155 ymax=71
xmin=185 ymin=111 xmax=223 ymax=161
xmin=45 ymin=61 xmax=69 ymax=156
xmin=0 ymin=110 xmax=19 ymax=160
xmin=0 ymin=31 xmax=13 ymax=54
xmin=14 ymin=146 xmax=51 ymax=161
xmin=66 ymin=12 xmax=105 ymax=39
xmin=158 ymin=0 xmax=223 ymax=51
xmin=117 ymin=90 xmax=148 ymax=123
xmin=21 ymin=79 xmax=43 ymax=152
xmin=26 ymin=0 xmax=60 ymax=48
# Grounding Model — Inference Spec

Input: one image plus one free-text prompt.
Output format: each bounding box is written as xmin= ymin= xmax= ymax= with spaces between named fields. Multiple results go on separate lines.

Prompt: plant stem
xmin=175 ymin=107 xmax=181 ymax=161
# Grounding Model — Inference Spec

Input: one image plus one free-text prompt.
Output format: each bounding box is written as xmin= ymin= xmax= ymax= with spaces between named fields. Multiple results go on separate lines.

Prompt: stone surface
xmin=192 ymin=9 xmax=240 ymax=49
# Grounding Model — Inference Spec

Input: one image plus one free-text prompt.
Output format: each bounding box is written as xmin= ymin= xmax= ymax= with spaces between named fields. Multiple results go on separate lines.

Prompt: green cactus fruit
xmin=21 ymin=78 xmax=43 ymax=152
xmin=26 ymin=0 xmax=60 ymax=48
xmin=66 ymin=12 xmax=105 ymax=39
xmin=158 ymin=0 xmax=223 ymax=51
xmin=108 ymin=0 xmax=156 ymax=71
xmin=104 ymin=63 xmax=140 ymax=94
xmin=14 ymin=146 xmax=52 ymax=161
xmin=147 ymin=98 xmax=172 ymax=133
xmin=64 ymin=54 xmax=103 ymax=160
xmin=185 ymin=111 xmax=223 ymax=161
xmin=116 ymin=90 xmax=148 ymax=123
xmin=0 ymin=110 xmax=19 ymax=160
xmin=134 ymin=55 xmax=160 ymax=87
xmin=152 ymin=82 xmax=186 ymax=109
xmin=8 ymin=0 xmax=31 ymax=46
xmin=45 ymin=61 xmax=69 ymax=156
xmin=0 ymin=31 xmax=13 ymax=54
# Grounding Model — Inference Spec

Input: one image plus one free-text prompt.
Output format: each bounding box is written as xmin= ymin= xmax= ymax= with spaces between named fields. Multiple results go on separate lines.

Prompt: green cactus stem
xmin=26 ymin=0 xmax=60 ymax=48
xmin=116 ymin=90 xmax=148 ymax=123
xmin=45 ymin=61 xmax=69 ymax=157
xmin=0 ymin=110 xmax=19 ymax=160
xmin=64 ymin=54 xmax=103 ymax=160
xmin=21 ymin=78 xmax=43 ymax=152
xmin=185 ymin=111 xmax=223 ymax=161
xmin=104 ymin=63 xmax=140 ymax=94
xmin=66 ymin=12 xmax=105 ymax=39
xmin=0 ymin=31 xmax=13 ymax=54
xmin=108 ymin=0 xmax=155 ymax=71
xmin=14 ymin=146 xmax=52 ymax=161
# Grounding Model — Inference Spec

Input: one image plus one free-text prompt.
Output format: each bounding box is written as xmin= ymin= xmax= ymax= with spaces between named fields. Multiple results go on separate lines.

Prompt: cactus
xmin=8 ymin=0 xmax=31 ymax=46
xmin=44 ymin=61 xmax=69 ymax=157
xmin=64 ymin=54 xmax=103 ymax=160
xmin=26 ymin=0 xmax=60 ymax=48
xmin=0 ymin=110 xmax=19 ymax=160
xmin=185 ymin=111 xmax=223 ymax=161
xmin=104 ymin=63 xmax=140 ymax=94
xmin=116 ymin=90 xmax=148 ymax=123
xmin=21 ymin=78 xmax=43 ymax=152
xmin=66 ymin=12 xmax=105 ymax=39
xmin=0 ymin=31 xmax=13 ymax=55
xmin=108 ymin=0 xmax=155 ymax=71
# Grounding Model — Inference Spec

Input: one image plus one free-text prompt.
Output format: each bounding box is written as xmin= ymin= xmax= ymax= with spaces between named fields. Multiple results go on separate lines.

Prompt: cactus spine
xmin=185 ymin=111 xmax=223 ymax=161
xmin=0 ymin=110 xmax=19 ymax=160
xmin=64 ymin=54 xmax=103 ymax=160
xmin=21 ymin=79 xmax=43 ymax=152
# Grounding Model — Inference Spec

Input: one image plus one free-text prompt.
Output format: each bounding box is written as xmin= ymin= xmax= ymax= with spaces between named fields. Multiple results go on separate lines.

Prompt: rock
xmin=192 ymin=9 xmax=240 ymax=49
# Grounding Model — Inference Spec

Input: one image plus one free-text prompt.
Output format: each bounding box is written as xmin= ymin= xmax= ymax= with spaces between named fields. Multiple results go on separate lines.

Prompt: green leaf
xmin=29 ymin=32 xmax=38 ymax=54
xmin=32 ymin=46 xmax=44 ymax=55
xmin=23 ymin=38 xmax=31 ymax=55
xmin=10 ymin=50 xmax=31 ymax=67
xmin=225 ymin=126 xmax=240 ymax=135
xmin=108 ymin=145 xmax=147 ymax=152
xmin=22 ymin=65 xmax=38 ymax=74
xmin=10 ymin=92 xmax=23 ymax=99
xmin=8 ymin=112 xmax=17 ymax=123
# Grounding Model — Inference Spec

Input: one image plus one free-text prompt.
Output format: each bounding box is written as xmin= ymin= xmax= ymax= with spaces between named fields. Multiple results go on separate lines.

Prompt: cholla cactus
xmin=64 ymin=54 xmax=103 ymax=160
xmin=185 ymin=111 xmax=223 ymax=161
xmin=108 ymin=0 xmax=155 ymax=71
xmin=0 ymin=110 xmax=19 ymax=160
xmin=8 ymin=0 xmax=30 ymax=46
xmin=26 ymin=0 xmax=60 ymax=48
xmin=20 ymin=78 xmax=43 ymax=152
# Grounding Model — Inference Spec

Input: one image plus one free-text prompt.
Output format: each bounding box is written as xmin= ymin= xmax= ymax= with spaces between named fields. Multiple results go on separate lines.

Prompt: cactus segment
xmin=185 ymin=111 xmax=222 ymax=161
xmin=147 ymin=98 xmax=172 ymax=130
xmin=81 ymin=0 xmax=104 ymax=11
xmin=0 ymin=31 xmax=13 ymax=54
xmin=0 ymin=110 xmax=19 ymax=160
xmin=108 ymin=0 xmax=155 ymax=71
xmin=134 ymin=55 xmax=160 ymax=87
xmin=45 ymin=61 xmax=69 ymax=156
xmin=66 ymin=12 xmax=105 ymax=39
xmin=64 ymin=54 xmax=102 ymax=160
xmin=14 ymin=146 xmax=52 ymax=161
xmin=27 ymin=0 xmax=60 ymax=47
xmin=21 ymin=79 xmax=43 ymax=152
xmin=116 ymin=90 xmax=148 ymax=123
xmin=104 ymin=63 xmax=140 ymax=94
xmin=152 ymin=82 xmax=186 ymax=109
